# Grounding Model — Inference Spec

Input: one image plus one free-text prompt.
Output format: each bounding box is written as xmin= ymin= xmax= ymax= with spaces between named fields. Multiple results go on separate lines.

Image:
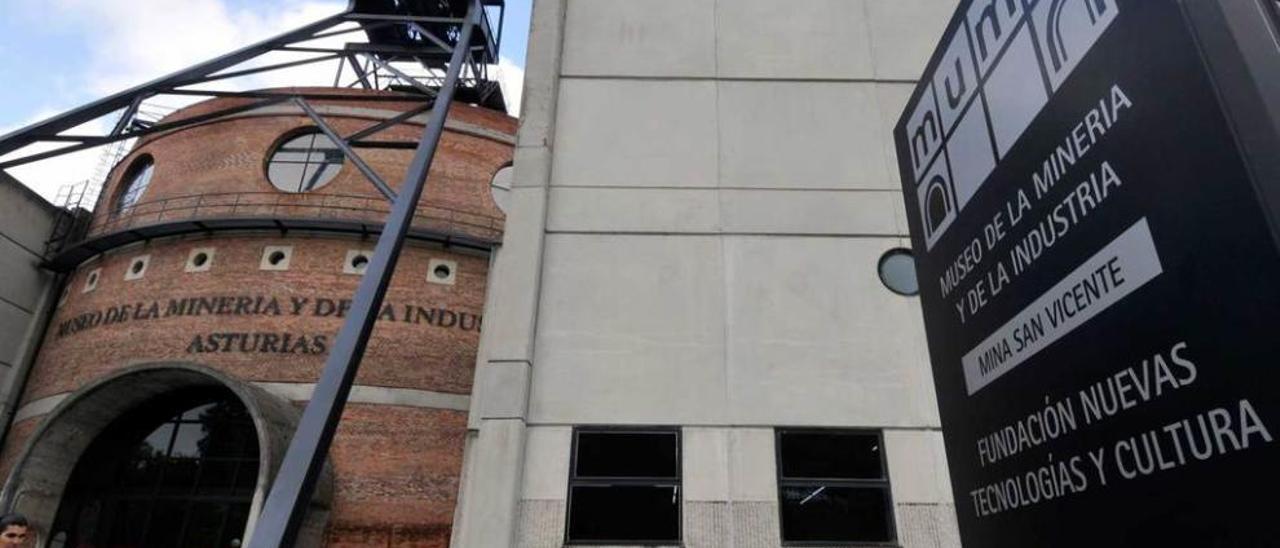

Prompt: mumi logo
xmin=905 ymin=0 xmax=1118 ymax=250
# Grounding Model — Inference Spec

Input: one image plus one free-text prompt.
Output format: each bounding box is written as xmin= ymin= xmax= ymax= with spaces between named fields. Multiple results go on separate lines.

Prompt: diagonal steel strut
xmin=245 ymin=1 xmax=482 ymax=546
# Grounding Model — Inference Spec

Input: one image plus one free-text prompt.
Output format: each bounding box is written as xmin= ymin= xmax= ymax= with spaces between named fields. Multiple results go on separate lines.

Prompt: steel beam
xmin=246 ymin=2 xmax=482 ymax=545
xmin=0 ymin=96 xmax=290 ymax=169
xmin=344 ymin=101 xmax=435 ymax=142
xmin=293 ymin=97 xmax=398 ymax=201
xmin=362 ymin=53 xmax=439 ymax=96
xmin=172 ymin=53 xmax=342 ymax=87
xmin=346 ymin=54 xmax=374 ymax=89
xmin=345 ymin=13 xmax=465 ymax=24
xmin=0 ymin=12 xmax=348 ymax=157
xmin=408 ymin=21 xmax=456 ymax=53
xmin=110 ymin=95 xmax=147 ymax=137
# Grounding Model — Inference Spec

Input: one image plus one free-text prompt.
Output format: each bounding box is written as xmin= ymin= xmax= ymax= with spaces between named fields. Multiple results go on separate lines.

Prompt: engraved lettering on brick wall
xmin=55 ymin=294 xmax=483 ymax=337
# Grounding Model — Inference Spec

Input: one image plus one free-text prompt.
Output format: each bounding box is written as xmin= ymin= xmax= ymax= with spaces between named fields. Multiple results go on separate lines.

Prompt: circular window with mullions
xmin=266 ymin=130 xmax=345 ymax=193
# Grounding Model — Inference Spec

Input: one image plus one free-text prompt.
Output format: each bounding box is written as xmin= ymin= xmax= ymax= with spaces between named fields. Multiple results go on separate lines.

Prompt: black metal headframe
xmin=0 ymin=0 xmax=505 ymax=171
xmin=0 ymin=2 xmax=505 ymax=547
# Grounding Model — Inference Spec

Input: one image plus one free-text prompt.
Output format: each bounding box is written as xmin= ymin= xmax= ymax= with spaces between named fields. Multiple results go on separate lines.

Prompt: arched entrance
xmin=1 ymin=364 xmax=334 ymax=547
xmin=49 ymin=387 xmax=258 ymax=547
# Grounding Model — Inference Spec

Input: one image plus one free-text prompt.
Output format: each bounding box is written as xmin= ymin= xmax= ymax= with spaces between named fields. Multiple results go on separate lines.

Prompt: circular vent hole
xmin=351 ymin=254 xmax=369 ymax=270
xmin=130 ymin=260 xmax=146 ymax=274
xmin=192 ymin=252 xmax=209 ymax=267
xmin=433 ymin=264 xmax=452 ymax=279
xmin=268 ymin=251 xmax=287 ymax=266
xmin=87 ymin=272 xmax=99 ymax=285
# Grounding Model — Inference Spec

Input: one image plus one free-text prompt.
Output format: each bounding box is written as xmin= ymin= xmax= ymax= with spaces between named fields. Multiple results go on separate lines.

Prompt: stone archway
xmin=0 ymin=363 xmax=333 ymax=546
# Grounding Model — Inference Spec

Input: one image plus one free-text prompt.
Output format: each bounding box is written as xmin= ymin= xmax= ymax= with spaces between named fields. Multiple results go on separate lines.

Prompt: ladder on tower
xmin=41 ymin=101 xmax=176 ymax=258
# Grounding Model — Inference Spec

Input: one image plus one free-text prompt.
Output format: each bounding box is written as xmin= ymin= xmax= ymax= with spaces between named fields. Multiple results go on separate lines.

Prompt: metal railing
xmin=86 ymin=191 xmax=503 ymax=242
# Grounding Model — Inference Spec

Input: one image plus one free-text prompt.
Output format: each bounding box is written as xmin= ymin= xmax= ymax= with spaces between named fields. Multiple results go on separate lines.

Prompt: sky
xmin=0 ymin=0 xmax=532 ymax=203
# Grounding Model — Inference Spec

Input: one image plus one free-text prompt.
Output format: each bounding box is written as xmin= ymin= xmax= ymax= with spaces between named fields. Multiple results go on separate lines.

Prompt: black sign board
xmin=895 ymin=1 xmax=1280 ymax=545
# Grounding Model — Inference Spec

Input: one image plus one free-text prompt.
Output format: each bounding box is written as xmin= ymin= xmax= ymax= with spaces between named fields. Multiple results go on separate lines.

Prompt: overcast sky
xmin=0 ymin=0 xmax=532 ymax=203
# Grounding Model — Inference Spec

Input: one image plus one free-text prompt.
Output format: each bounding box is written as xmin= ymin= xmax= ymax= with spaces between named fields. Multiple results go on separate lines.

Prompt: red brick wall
xmin=90 ymin=94 xmax=514 ymax=242
xmin=2 ymin=92 xmax=514 ymax=546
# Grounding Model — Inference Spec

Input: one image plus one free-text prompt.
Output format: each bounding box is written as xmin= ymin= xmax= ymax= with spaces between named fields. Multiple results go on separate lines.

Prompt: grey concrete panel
xmin=719 ymin=189 xmax=903 ymax=236
xmin=562 ymin=0 xmax=716 ymax=78
xmin=0 ymin=237 xmax=49 ymax=312
xmin=885 ymin=429 xmax=953 ymax=504
xmin=520 ymin=426 xmax=571 ymax=501
xmin=867 ymin=0 xmax=963 ymax=81
xmin=456 ymin=419 xmax=527 ymax=547
xmin=516 ymin=0 xmax=567 ymax=148
xmin=552 ymin=79 xmax=718 ymax=188
xmin=682 ymin=427 xmax=730 ymax=502
xmin=473 ymin=361 xmax=532 ymax=419
xmin=0 ymin=175 xmax=58 ymax=255
xmin=718 ymin=81 xmax=893 ymax=190
xmin=482 ymin=186 xmax=547 ymax=362
xmin=0 ymin=302 xmax=33 ymax=367
xmin=728 ymin=428 xmax=777 ymax=502
xmin=512 ymin=145 xmax=552 ymax=189
xmin=715 ymin=0 xmax=873 ymax=79
xmin=876 ymin=83 xmax=918 ymax=192
xmin=529 ymin=235 xmax=728 ymax=424
xmin=548 ymin=187 xmax=720 ymax=233
xmin=723 ymin=236 xmax=940 ymax=427
xmin=896 ymin=502 xmax=962 ymax=548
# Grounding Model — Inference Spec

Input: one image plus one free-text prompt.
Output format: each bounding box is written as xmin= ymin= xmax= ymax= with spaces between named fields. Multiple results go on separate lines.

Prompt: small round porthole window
xmin=115 ymin=156 xmax=155 ymax=213
xmin=266 ymin=130 xmax=345 ymax=193
xmin=878 ymin=248 xmax=919 ymax=296
xmin=490 ymin=164 xmax=513 ymax=213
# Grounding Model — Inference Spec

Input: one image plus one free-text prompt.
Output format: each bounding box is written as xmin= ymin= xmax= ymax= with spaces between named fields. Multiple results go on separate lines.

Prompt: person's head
xmin=0 ymin=513 xmax=28 ymax=546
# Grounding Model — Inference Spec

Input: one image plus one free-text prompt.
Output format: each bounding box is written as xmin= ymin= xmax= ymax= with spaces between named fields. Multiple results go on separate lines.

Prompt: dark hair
xmin=0 ymin=513 xmax=27 ymax=530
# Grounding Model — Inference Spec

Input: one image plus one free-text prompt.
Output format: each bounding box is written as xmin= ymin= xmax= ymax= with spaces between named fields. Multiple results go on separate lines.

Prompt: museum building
xmin=0 ymin=1 xmax=966 ymax=547
xmin=0 ymin=90 xmax=516 ymax=546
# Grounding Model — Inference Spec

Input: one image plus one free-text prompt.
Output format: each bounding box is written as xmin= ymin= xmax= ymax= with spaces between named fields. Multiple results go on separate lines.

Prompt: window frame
xmin=114 ymin=155 xmax=156 ymax=214
xmin=264 ymin=128 xmax=346 ymax=193
xmin=774 ymin=428 xmax=898 ymax=547
xmin=50 ymin=387 xmax=260 ymax=547
xmin=564 ymin=426 xmax=683 ymax=546
xmin=877 ymin=248 xmax=919 ymax=297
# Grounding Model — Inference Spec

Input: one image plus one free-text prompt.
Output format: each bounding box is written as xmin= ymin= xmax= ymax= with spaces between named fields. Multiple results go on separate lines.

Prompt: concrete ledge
xmin=11 ymin=394 xmax=65 ymax=423
xmin=253 ymin=382 xmax=471 ymax=411
xmin=147 ymin=104 xmax=516 ymax=146
xmin=14 ymin=383 xmax=470 ymax=422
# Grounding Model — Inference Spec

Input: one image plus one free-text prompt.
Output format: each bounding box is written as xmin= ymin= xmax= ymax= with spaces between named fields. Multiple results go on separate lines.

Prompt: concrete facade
xmin=455 ymin=1 xmax=962 ymax=546
xmin=0 ymin=174 xmax=62 ymax=449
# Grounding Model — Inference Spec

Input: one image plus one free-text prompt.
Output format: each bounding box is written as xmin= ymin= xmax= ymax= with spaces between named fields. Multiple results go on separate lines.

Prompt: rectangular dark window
xmin=566 ymin=428 xmax=680 ymax=544
xmin=776 ymin=429 xmax=895 ymax=545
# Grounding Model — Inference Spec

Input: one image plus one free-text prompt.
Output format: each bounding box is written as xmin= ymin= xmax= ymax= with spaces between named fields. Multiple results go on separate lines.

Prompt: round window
xmin=115 ymin=156 xmax=155 ymax=213
xmin=878 ymin=248 xmax=919 ymax=296
xmin=490 ymin=164 xmax=513 ymax=213
xmin=266 ymin=130 xmax=345 ymax=192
